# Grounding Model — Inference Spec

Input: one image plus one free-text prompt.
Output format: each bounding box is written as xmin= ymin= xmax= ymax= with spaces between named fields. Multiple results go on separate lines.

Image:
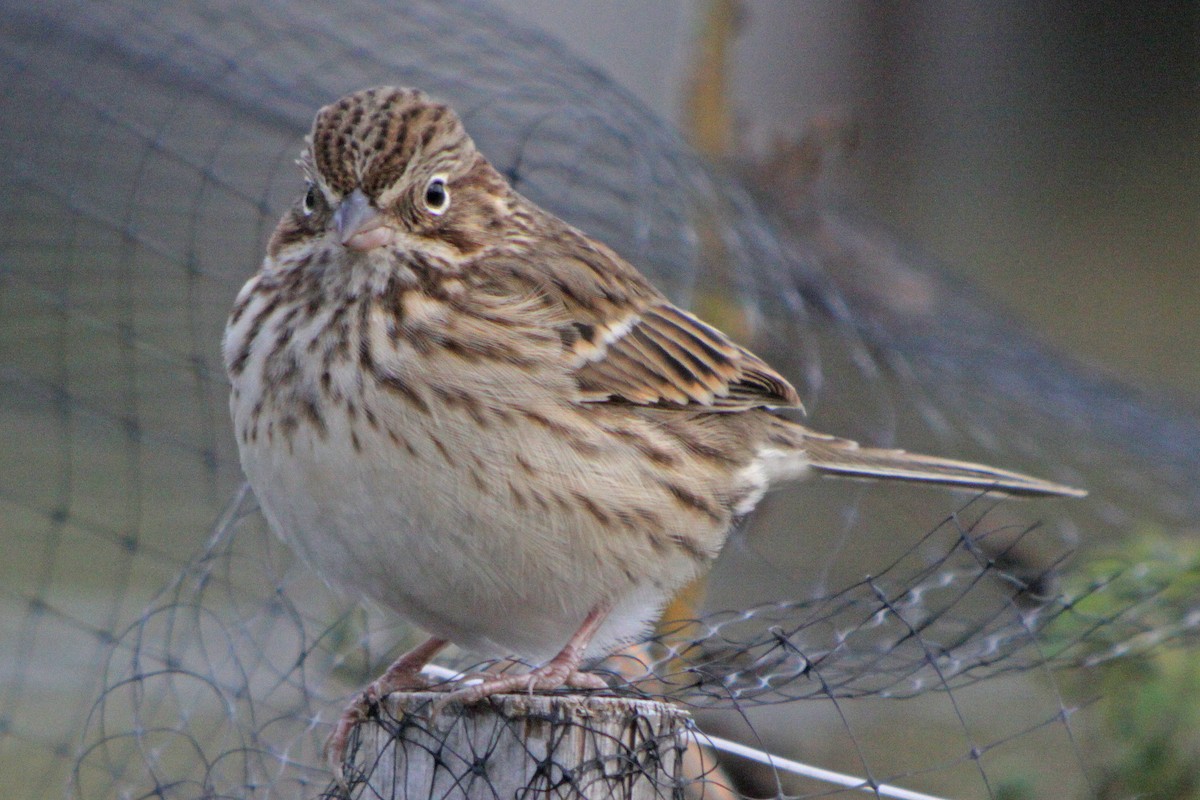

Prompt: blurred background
xmin=496 ymin=0 xmax=1199 ymax=395
xmin=1 ymin=2 xmax=1197 ymax=798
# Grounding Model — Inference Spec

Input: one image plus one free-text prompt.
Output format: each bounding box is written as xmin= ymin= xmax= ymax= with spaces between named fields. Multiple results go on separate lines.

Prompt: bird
xmin=222 ymin=85 xmax=1084 ymax=777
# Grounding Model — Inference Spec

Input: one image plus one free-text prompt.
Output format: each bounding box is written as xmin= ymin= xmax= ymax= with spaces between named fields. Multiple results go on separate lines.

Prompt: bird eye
xmin=302 ymin=184 xmax=320 ymax=216
xmin=424 ymin=176 xmax=449 ymax=215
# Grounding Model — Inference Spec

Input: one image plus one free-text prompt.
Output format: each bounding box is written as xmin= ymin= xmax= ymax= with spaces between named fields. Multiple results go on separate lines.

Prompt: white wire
xmin=702 ymin=733 xmax=952 ymax=800
xmin=418 ymin=665 xmax=951 ymax=800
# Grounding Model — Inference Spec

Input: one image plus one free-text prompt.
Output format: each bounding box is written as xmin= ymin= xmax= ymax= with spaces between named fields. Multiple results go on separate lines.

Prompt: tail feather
xmin=767 ymin=425 xmax=1086 ymax=498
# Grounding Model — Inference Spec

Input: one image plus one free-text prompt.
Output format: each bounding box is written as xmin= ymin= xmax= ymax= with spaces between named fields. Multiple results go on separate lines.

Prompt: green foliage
xmin=1045 ymin=532 xmax=1200 ymax=798
xmin=1091 ymin=649 xmax=1200 ymax=799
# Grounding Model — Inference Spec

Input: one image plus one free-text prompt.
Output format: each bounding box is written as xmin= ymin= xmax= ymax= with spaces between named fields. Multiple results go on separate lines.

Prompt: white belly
xmin=231 ymin=377 xmax=701 ymax=663
xmin=224 ymin=269 xmax=727 ymax=664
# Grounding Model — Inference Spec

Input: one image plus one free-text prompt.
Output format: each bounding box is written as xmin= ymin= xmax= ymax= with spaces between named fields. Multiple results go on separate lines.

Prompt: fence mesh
xmin=2 ymin=2 xmax=1199 ymax=799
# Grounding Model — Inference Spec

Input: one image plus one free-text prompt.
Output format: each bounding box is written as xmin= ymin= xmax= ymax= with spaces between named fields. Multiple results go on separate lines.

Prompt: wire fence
xmin=71 ymin=484 xmax=1198 ymax=798
xmin=2 ymin=2 xmax=1199 ymax=799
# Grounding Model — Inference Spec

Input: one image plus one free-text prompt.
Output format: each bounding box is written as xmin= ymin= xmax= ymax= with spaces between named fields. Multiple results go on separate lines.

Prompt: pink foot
xmin=325 ymin=637 xmax=448 ymax=786
xmin=446 ymin=662 xmax=610 ymax=705
xmin=442 ymin=604 xmax=614 ymax=707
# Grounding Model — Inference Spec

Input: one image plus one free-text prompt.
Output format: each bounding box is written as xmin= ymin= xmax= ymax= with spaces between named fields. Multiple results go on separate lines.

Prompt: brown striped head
xmin=309 ymin=87 xmax=473 ymax=201
xmin=270 ymin=87 xmax=512 ymax=259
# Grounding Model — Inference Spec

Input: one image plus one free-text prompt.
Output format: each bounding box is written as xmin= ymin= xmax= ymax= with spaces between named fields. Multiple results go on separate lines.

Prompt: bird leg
xmin=446 ymin=603 xmax=613 ymax=705
xmin=326 ymin=635 xmax=449 ymax=785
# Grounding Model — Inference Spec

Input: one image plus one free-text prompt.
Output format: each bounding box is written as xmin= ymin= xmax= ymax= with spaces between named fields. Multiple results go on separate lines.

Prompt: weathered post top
xmin=338 ymin=692 xmax=692 ymax=799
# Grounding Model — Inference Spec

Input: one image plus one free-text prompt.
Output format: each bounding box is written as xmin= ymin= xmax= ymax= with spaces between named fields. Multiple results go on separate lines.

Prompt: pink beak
xmin=335 ymin=189 xmax=394 ymax=251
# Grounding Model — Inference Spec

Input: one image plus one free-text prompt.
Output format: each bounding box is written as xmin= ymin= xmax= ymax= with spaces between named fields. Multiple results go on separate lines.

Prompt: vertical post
xmin=345 ymin=692 xmax=691 ymax=799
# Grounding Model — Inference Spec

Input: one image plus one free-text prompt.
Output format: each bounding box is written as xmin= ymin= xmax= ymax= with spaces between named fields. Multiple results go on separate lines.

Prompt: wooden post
xmin=346 ymin=692 xmax=691 ymax=799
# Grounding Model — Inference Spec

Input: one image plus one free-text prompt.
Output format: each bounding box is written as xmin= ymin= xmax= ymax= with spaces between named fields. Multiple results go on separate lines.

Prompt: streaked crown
xmin=308 ymin=86 xmax=475 ymax=199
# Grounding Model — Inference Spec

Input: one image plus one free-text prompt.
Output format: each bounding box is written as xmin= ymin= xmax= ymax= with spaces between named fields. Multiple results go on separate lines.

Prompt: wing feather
xmin=572 ymin=303 xmax=802 ymax=411
xmin=477 ymin=215 xmax=802 ymax=412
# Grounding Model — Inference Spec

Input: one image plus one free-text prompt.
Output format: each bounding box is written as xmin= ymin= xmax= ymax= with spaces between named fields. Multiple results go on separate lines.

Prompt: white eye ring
xmin=424 ymin=175 xmax=450 ymax=215
xmin=302 ymin=184 xmax=320 ymax=216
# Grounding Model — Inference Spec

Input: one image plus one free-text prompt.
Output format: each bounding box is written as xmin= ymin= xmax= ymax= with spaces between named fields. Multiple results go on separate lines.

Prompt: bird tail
xmin=762 ymin=423 xmax=1086 ymax=498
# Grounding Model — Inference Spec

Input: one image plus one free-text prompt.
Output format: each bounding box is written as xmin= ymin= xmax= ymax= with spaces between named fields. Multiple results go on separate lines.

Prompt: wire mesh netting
xmin=2 ymin=2 xmax=1199 ymax=798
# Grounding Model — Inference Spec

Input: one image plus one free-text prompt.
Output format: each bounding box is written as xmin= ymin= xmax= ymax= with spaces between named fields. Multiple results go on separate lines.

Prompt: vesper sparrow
xmin=223 ymin=86 xmax=1084 ymax=776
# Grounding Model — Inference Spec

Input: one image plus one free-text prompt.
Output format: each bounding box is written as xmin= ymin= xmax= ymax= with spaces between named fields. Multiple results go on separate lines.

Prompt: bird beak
xmin=334 ymin=189 xmax=394 ymax=251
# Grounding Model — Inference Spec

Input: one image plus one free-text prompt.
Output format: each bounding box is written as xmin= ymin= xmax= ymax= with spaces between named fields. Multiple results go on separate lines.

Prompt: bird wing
xmin=472 ymin=208 xmax=802 ymax=412
xmin=567 ymin=302 xmax=802 ymax=410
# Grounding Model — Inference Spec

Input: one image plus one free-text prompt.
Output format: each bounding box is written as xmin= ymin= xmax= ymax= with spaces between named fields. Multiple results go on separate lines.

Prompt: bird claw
xmin=564 ymin=669 xmax=610 ymax=690
xmin=325 ymin=690 xmax=373 ymax=791
xmin=325 ymin=670 xmax=435 ymax=788
xmin=444 ymin=665 xmax=608 ymax=706
xmin=426 ymin=666 xmax=607 ymax=719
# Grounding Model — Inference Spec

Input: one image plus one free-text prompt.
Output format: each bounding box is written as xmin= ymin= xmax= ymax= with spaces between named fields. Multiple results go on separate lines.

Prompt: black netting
xmin=3 ymin=2 xmax=1198 ymax=799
